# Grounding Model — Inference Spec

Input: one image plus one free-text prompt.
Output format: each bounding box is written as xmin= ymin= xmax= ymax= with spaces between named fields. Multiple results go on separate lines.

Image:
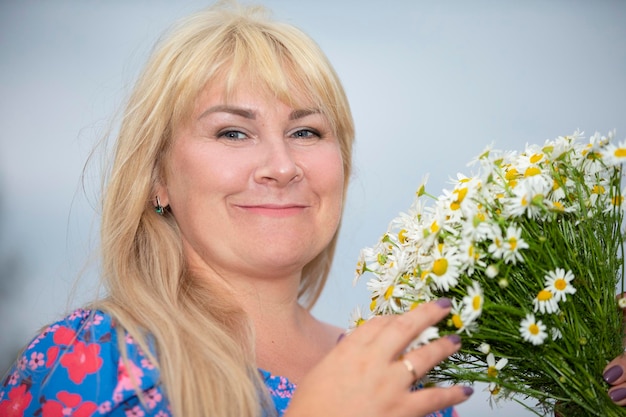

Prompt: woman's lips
xmin=236 ymin=204 xmax=309 ymax=217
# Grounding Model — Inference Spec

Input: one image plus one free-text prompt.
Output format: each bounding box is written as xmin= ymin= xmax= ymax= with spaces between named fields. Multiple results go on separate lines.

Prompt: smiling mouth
xmin=236 ymin=204 xmax=309 ymax=217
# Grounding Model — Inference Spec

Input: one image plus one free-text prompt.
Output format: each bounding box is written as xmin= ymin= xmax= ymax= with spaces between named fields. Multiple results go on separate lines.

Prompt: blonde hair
xmin=93 ymin=2 xmax=354 ymax=417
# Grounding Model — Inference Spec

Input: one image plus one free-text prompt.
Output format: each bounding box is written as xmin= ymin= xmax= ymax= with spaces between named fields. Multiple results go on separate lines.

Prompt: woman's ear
xmin=153 ymin=182 xmax=170 ymax=209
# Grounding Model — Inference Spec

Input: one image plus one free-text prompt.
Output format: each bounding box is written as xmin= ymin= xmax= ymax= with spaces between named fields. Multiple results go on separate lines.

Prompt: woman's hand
xmin=604 ymin=356 xmax=626 ymax=405
xmin=604 ymin=293 xmax=626 ymax=405
xmin=284 ymin=299 xmax=472 ymax=417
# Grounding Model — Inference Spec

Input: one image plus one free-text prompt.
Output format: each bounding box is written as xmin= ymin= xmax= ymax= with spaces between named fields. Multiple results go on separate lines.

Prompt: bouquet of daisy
xmin=353 ymin=131 xmax=626 ymax=416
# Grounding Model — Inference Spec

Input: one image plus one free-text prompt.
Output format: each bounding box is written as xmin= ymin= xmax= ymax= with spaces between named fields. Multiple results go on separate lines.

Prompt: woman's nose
xmin=253 ymin=139 xmax=303 ymax=186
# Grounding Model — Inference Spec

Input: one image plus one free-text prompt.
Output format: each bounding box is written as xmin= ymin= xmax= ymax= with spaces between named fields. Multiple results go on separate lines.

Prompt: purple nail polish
xmin=462 ymin=386 xmax=474 ymax=396
xmin=610 ymin=387 xmax=626 ymax=402
xmin=604 ymin=365 xmax=623 ymax=384
xmin=446 ymin=334 xmax=462 ymax=345
xmin=336 ymin=333 xmax=345 ymax=343
xmin=435 ymin=298 xmax=452 ymax=308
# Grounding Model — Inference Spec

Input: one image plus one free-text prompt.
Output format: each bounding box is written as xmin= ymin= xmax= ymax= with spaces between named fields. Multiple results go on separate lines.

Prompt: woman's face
xmin=157 ymin=80 xmax=345 ymax=282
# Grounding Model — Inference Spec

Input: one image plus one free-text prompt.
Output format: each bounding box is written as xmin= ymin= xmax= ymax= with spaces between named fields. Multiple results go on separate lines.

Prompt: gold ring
xmin=401 ymin=358 xmax=418 ymax=382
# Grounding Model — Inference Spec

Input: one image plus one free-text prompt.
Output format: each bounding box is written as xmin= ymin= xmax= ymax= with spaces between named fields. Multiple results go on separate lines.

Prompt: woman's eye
xmin=292 ymin=129 xmax=320 ymax=139
xmin=219 ymin=130 xmax=247 ymax=140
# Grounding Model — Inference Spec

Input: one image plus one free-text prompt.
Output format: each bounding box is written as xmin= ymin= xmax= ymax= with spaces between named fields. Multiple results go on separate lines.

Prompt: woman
xmin=0 ymin=3 xmax=472 ymax=417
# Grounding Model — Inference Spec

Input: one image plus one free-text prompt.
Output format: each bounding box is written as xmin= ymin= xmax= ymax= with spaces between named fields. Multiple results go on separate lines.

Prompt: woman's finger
xmin=369 ymin=299 xmax=452 ymax=360
xmin=397 ymin=334 xmax=462 ymax=384
xmin=402 ymin=385 xmax=474 ymax=417
xmin=604 ymin=354 xmax=626 ymax=386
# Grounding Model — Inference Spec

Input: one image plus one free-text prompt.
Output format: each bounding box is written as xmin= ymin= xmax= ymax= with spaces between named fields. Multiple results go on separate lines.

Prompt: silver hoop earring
xmin=155 ymin=196 xmax=165 ymax=216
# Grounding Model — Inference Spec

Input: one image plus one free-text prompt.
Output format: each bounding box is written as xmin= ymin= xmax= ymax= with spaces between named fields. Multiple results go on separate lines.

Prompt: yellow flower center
xmin=529 ymin=323 xmax=540 ymax=335
xmin=537 ymin=289 xmax=553 ymax=301
xmin=487 ymin=366 xmax=498 ymax=378
xmin=592 ymin=184 xmax=606 ymax=195
xmin=614 ymin=148 xmax=626 ymax=158
xmin=452 ymin=314 xmax=463 ymax=329
xmin=505 ymin=168 xmax=519 ymax=180
xmin=530 ymin=153 xmax=543 ymax=163
xmin=554 ymin=278 xmax=567 ymax=291
xmin=432 ymin=258 xmax=448 ymax=276
xmin=472 ymin=295 xmax=482 ymax=311
xmin=398 ymin=229 xmax=408 ymax=244
xmin=524 ymin=166 xmax=541 ymax=177
xmin=508 ymin=237 xmax=518 ymax=250
xmin=490 ymin=386 xmax=501 ymax=395
xmin=370 ymin=297 xmax=377 ymax=311
xmin=384 ymin=285 xmax=394 ymax=300
xmin=454 ymin=187 xmax=468 ymax=203
xmin=430 ymin=220 xmax=439 ymax=233
xmin=355 ymin=318 xmax=366 ymax=327
xmin=552 ymin=201 xmax=565 ymax=212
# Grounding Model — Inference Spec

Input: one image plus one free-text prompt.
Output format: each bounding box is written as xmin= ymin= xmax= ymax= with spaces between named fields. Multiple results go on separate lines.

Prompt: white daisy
xmin=462 ymin=281 xmax=484 ymax=320
xmin=426 ymin=244 xmax=462 ymax=292
xmin=519 ymin=313 xmax=548 ymax=345
xmin=602 ymin=138 xmax=626 ymax=166
xmin=449 ymin=299 xmax=478 ymax=336
xmin=477 ymin=343 xmax=491 ymax=354
xmin=486 ymin=353 xmax=509 ymax=391
xmin=347 ymin=306 xmax=368 ymax=332
xmin=544 ymin=268 xmax=576 ymax=302
xmin=485 ymin=264 xmax=499 ymax=278
xmin=457 ymin=239 xmax=486 ymax=276
xmin=502 ymin=180 xmax=546 ymax=219
xmin=487 ymin=227 xmax=505 ymax=260
xmin=501 ymin=225 xmax=529 ymax=264
xmin=532 ymin=289 xmax=560 ymax=314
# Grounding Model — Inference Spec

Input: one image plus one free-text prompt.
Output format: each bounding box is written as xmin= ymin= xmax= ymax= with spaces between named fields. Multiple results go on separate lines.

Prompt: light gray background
xmin=1 ymin=1 xmax=625 ymax=415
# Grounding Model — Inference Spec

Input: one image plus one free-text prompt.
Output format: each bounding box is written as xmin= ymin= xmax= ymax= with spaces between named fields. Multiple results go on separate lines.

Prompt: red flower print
xmin=52 ymin=326 xmax=76 ymax=346
xmin=59 ymin=342 xmax=103 ymax=384
xmin=41 ymin=390 xmax=97 ymax=417
xmin=0 ymin=384 xmax=33 ymax=417
xmin=46 ymin=346 xmax=59 ymax=368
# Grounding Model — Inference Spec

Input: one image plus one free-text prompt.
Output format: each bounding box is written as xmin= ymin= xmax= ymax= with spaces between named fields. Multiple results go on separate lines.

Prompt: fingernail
xmin=604 ymin=366 xmax=623 ymax=384
xmin=610 ymin=387 xmax=626 ymax=402
xmin=435 ymin=298 xmax=452 ymax=308
xmin=446 ymin=334 xmax=462 ymax=345
xmin=337 ymin=333 xmax=345 ymax=343
xmin=462 ymin=386 xmax=474 ymax=396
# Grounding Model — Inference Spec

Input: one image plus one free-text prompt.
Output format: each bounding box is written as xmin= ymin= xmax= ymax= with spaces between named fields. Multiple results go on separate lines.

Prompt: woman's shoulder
xmin=0 ymin=308 xmax=171 ymax=416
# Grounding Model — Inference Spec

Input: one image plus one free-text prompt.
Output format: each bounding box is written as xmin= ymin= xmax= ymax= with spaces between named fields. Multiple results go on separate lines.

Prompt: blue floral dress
xmin=0 ymin=309 xmax=457 ymax=417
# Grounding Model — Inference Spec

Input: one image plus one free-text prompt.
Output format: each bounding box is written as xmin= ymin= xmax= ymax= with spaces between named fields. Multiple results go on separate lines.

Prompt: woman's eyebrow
xmin=290 ymin=108 xmax=321 ymax=120
xmin=197 ymin=105 xmax=321 ymax=121
xmin=198 ymin=105 xmax=256 ymax=120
